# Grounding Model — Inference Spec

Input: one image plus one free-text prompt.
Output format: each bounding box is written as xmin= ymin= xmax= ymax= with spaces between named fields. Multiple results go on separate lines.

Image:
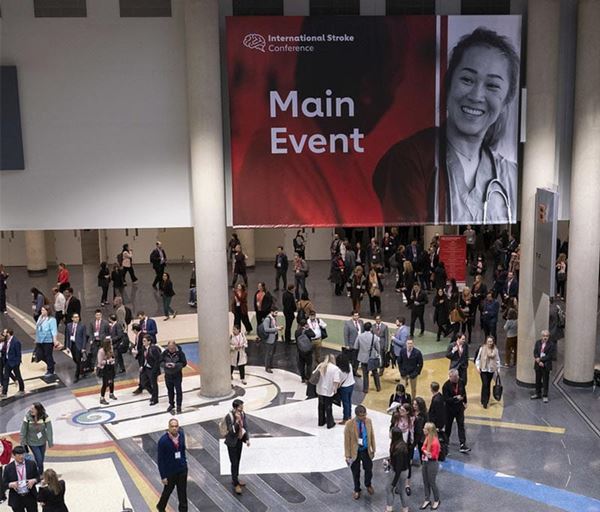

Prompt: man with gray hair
xmin=442 ymin=369 xmax=470 ymax=453
xmin=531 ymin=330 xmax=556 ymax=403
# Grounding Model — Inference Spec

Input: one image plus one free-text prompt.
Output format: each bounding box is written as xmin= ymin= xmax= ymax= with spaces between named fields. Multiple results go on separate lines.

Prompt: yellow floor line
xmin=465 ymin=418 xmax=566 ymax=434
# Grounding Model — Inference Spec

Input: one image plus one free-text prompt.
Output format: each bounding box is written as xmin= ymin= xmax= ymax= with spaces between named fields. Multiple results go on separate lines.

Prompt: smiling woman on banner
xmin=373 ymin=27 xmax=521 ymax=225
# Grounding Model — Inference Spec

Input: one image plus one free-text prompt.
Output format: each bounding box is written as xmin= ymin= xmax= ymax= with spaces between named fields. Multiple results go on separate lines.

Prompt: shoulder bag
xmin=493 ymin=373 xmax=503 ymax=401
xmin=367 ymin=334 xmax=380 ymax=372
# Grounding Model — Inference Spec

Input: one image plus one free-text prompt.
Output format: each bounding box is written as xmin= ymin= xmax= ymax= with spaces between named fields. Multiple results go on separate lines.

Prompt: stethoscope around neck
xmin=483 ymin=177 xmax=511 ymax=225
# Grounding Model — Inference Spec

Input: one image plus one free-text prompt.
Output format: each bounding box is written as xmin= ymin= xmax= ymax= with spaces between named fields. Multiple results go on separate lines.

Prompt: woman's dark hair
xmin=31 ymin=287 xmax=41 ymax=298
xmin=336 ymin=352 xmax=351 ymax=374
xmin=507 ymin=308 xmax=518 ymax=320
xmin=100 ymin=261 xmax=108 ymax=269
xmin=122 ymin=244 xmax=129 ymax=251
xmin=300 ymin=291 xmax=309 ymax=301
xmin=450 ymin=278 xmax=458 ymax=293
xmin=414 ymin=397 xmax=428 ymax=417
xmin=163 ymin=272 xmax=171 ymax=281
xmin=446 ymin=27 xmax=520 ymax=148
xmin=32 ymin=402 xmax=47 ymax=420
xmin=389 ymin=426 xmax=408 ymax=456
xmin=395 ymin=383 xmax=406 ymax=395
xmin=258 ymin=282 xmax=266 ymax=291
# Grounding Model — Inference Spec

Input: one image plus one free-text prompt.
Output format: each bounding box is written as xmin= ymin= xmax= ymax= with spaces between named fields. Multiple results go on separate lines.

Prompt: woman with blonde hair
xmin=312 ymin=354 xmax=341 ymax=429
xmin=230 ymin=325 xmax=248 ymax=385
xmin=37 ymin=468 xmax=69 ymax=511
xmin=420 ymin=422 xmax=441 ymax=510
xmin=458 ymin=286 xmax=474 ymax=343
xmin=366 ymin=267 xmax=383 ymax=316
xmin=97 ymin=338 xmax=117 ymax=405
xmin=475 ymin=336 xmax=501 ymax=408
xmin=347 ymin=265 xmax=366 ymax=314
xmin=401 ymin=260 xmax=415 ymax=305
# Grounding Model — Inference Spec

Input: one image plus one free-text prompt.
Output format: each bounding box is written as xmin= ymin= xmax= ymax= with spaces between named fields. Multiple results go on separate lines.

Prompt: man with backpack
xmin=295 ymin=318 xmax=316 ymax=383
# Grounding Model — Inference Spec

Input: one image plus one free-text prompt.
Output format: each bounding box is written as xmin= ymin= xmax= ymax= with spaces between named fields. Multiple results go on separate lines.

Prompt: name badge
xmin=94 ymin=331 xmax=99 ymax=338
xmin=70 ymin=336 xmax=75 ymax=342
xmin=174 ymin=452 xmax=181 ymax=460
xmin=37 ymin=432 xmax=43 ymax=439
xmin=540 ymin=352 xmax=546 ymax=358
xmin=277 ymin=263 xmax=281 ymax=267
xmin=357 ymin=438 xmax=364 ymax=446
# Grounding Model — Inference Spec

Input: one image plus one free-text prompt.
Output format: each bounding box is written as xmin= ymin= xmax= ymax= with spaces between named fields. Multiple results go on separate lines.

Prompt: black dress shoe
xmin=149 ymin=400 xmax=158 ymax=406
xmin=132 ymin=389 xmax=142 ymax=395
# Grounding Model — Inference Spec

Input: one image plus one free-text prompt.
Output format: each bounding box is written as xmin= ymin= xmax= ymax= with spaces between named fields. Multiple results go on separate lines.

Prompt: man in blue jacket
xmin=157 ymin=418 xmax=188 ymax=512
xmin=1 ymin=329 xmax=24 ymax=398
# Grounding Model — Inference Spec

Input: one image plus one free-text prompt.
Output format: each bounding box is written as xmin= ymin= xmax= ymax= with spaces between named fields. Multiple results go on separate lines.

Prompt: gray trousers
xmin=385 ymin=469 xmax=408 ymax=508
xmin=422 ymin=460 xmax=440 ymax=501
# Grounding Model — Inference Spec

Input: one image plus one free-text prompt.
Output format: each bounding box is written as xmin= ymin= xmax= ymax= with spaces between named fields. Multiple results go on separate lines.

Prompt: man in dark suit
xmin=446 ymin=334 xmax=469 ymax=386
xmin=405 ymin=239 xmax=421 ymax=266
xmin=150 ymin=241 xmax=167 ymax=289
xmin=224 ymin=399 xmax=250 ymax=495
xmin=428 ymin=381 xmax=446 ymax=431
xmin=63 ymin=287 xmax=81 ymax=327
xmin=398 ymin=337 xmax=423 ymax=399
xmin=442 ymin=369 xmax=470 ymax=453
xmin=87 ymin=309 xmax=110 ymax=371
xmin=282 ymin=284 xmax=296 ymax=343
xmin=137 ymin=335 xmax=161 ymax=405
xmin=408 ymin=283 xmax=428 ymax=337
xmin=137 ymin=311 xmax=158 ymax=344
xmin=343 ymin=312 xmax=364 ymax=375
xmin=1 ymin=329 xmax=25 ymax=398
xmin=501 ymin=271 xmax=519 ymax=305
xmin=65 ymin=313 xmax=88 ymax=382
xmin=274 ymin=246 xmax=289 ymax=291
xmin=531 ymin=330 xmax=556 ymax=403
xmin=2 ymin=445 xmax=39 ymax=512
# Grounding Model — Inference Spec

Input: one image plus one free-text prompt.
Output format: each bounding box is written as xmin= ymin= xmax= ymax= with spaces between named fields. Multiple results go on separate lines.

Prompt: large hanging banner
xmin=226 ymin=15 xmax=521 ymax=227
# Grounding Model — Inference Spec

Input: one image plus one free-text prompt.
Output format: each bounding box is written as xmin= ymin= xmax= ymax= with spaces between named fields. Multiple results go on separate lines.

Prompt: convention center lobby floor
xmin=1 ymin=262 xmax=600 ymax=512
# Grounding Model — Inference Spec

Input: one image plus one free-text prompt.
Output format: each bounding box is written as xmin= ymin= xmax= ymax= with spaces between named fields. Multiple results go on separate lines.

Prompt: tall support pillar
xmin=423 ymin=225 xmax=439 ymax=248
xmin=184 ymin=0 xmax=231 ymax=398
xmin=563 ymin=0 xmax=600 ymax=387
xmin=516 ymin=0 xmax=560 ymax=386
xmin=25 ymin=231 xmax=47 ymax=276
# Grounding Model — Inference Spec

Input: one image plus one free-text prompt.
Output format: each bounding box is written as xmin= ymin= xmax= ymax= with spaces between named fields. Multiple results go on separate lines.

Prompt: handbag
xmin=367 ymin=334 xmax=380 ymax=372
xmin=308 ymin=369 xmax=320 ymax=385
xmin=493 ymin=373 xmax=503 ymax=401
xmin=332 ymin=390 xmax=341 ymax=407
xmin=320 ymin=325 xmax=328 ymax=340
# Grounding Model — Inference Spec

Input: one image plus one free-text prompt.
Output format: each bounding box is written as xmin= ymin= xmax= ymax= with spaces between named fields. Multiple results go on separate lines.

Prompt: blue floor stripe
xmin=443 ymin=459 xmax=600 ymax=512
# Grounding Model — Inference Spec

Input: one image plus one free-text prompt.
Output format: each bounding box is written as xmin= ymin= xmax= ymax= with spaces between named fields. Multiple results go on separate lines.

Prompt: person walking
xmin=229 ymin=327 xmax=248 ymax=386
xmin=408 ymin=283 xmax=428 ymax=337
xmin=150 ymin=241 xmax=168 ymax=290
xmin=475 ymin=336 xmax=501 ymax=409
xmin=2 ymin=445 xmax=39 ymax=512
xmin=51 ymin=287 xmax=66 ymax=327
xmin=282 ymin=284 xmax=296 ymax=343
xmin=428 ymin=382 xmax=446 ymax=433
xmin=56 ymin=263 xmax=70 ymax=293
xmin=0 ymin=264 xmax=8 ymax=314
xmin=344 ymin=405 xmax=376 ymax=501
xmin=433 ymin=288 xmax=450 ymax=342
xmin=137 ymin=311 xmax=158 ymax=344
xmin=420 ymin=422 xmax=441 ymax=510
xmin=31 ymin=288 xmax=46 ymax=321
xmin=120 ymin=244 xmax=138 ymax=284
xmin=385 ymin=427 xmax=411 ymax=512
xmin=1 ymin=329 xmax=25 ymax=399
xmin=480 ymin=292 xmax=500 ymax=340
xmin=343 ymin=312 xmax=363 ymax=375
xmin=97 ymin=338 xmax=117 ymax=405
xmin=224 ymin=399 xmax=250 ymax=496
xmin=313 ymin=354 xmax=342 ymax=429
xmin=20 ymin=402 xmax=53 ymax=474
xmin=111 ymin=263 xmax=125 ymax=299
xmin=336 ymin=352 xmax=355 ymax=424
xmin=231 ymin=244 xmax=248 ymax=288
xmin=367 ymin=267 xmax=383 ymax=316
xmin=159 ymin=272 xmax=177 ymax=321
xmin=139 ymin=335 xmax=161 ymax=405
xmin=413 ymin=397 xmax=428 ymax=459
xmin=97 ymin=261 xmax=111 ymax=307
xmin=391 ymin=317 xmax=409 ymax=373
xmin=86 ymin=310 xmax=110 ymax=373
xmin=293 ymin=252 xmax=309 ymax=300
xmin=354 ymin=322 xmax=381 ymax=393
xmin=35 ymin=306 xmax=58 ymax=377
xmin=65 ymin=313 xmax=87 ymax=383
xmin=458 ymin=287 xmax=474 ymax=343
xmin=446 ymin=333 xmax=469 ymax=386
xmin=231 ymin=284 xmax=253 ymax=334
xmin=274 ymin=246 xmax=288 ymax=291
xmin=253 ymin=282 xmax=274 ymax=328
xmin=37 ymin=468 xmax=69 ymax=512
xmin=398 ymin=338 xmax=424 ymax=400
xmin=295 ymin=319 xmax=315 ymax=383
xmin=161 ymin=341 xmax=187 ymax=414
xmin=262 ymin=308 xmax=283 ymax=373
xmin=530 ymin=330 xmax=556 ymax=403
xmin=347 ymin=266 xmax=367 ymax=315
xmin=306 ymin=312 xmax=327 ymax=364
xmin=156 ymin=418 xmax=188 ymax=512
xmin=373 ymin=316 xmax=389 ymax=376
xmin=442 ymin=369 xmax=470 ymax=453
xmin=108 ymin=314 xmax=127 ymax=374
xmin=503 ymin=307 xmax=518 ymax=367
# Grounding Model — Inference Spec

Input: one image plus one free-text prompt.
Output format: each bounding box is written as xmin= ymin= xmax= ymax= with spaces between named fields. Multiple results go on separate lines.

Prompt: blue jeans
xmin=339 ymin=385 xmax=353 ymax=420
xmin=30 ymin=444 xmax=46 ymax=474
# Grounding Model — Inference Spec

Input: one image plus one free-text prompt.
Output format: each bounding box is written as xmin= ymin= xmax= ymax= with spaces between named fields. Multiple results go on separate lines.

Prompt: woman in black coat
xmin=37 ymin=468 xmax=69 ymax=511
xmin=433 ymin=288 xmax=450 ymax=341
xmin=159 ymin=272 xmax=177 ymax=320
xmin=97 ymin=261 xmax=111 ymax=306
xmin=254 ymin=282 xmax=274 ymax=326
xmin=432 ymin=262 xmax=447 ymax=291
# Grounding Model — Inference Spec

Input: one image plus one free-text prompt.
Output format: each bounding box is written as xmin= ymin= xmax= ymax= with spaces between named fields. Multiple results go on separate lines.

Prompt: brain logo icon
xmin=243 ymin=33 xmax=266 ymax=52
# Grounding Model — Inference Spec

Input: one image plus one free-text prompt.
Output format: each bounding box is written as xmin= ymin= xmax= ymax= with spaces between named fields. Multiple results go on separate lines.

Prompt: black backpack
xmin=117 ymin=252 xmax=124 ymax=266
xmin=296 ymin=331 xmax=313 ymax=353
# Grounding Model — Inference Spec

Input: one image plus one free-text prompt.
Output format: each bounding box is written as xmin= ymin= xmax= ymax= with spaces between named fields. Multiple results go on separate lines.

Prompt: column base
xmin=515 ymin=378 xmax=536 ymax=388
xmin=27 ymin=269 xmax=48 ymax=276
xmin=562 ymin=377 xmax=594 ymax=388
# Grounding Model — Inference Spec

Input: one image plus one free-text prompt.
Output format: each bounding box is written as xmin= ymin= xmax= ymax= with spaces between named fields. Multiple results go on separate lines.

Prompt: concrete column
xmin=25 ymin=230 xmax=47 ymax=275
xmin=423 ymin=225 xmax=440 ymax=248
xmin=562 ymin=0 xmax=600 ymax=387
xmin=184 ymin=0 xmax=231 ymax=398
xmin=236 ymin=229 xmax=255 ymax=267
xmin=516 ymin=0 xmax=561 ymax=386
